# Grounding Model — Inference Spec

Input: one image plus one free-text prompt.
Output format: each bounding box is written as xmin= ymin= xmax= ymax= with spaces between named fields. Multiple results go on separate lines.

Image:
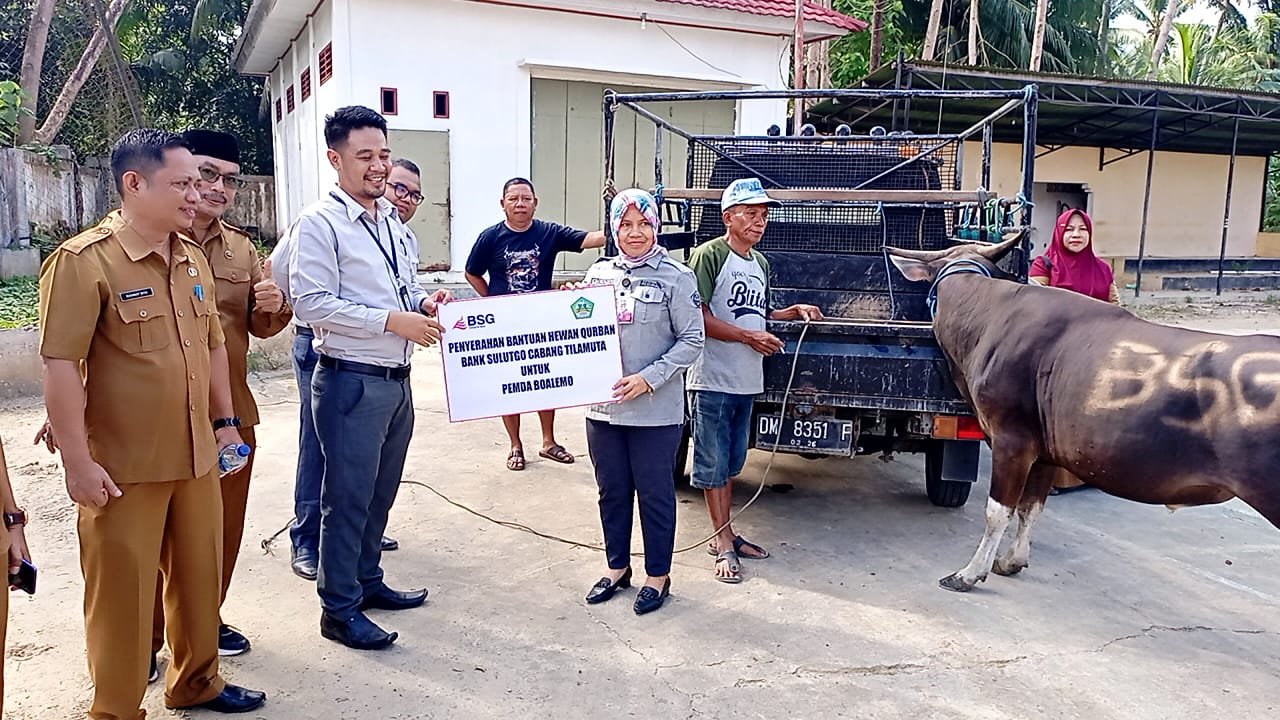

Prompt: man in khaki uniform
xmin=39 ymin=129 xmax=266 ymax=719
xmin=148 ymin=130 xmax=291 ymax=660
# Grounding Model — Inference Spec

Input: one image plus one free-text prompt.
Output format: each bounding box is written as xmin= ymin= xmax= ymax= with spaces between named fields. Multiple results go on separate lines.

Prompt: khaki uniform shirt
xmin=38 ymin=212 xmax=226 ymax=484
xmin=193 ymin=220 xmax=292 ymax=427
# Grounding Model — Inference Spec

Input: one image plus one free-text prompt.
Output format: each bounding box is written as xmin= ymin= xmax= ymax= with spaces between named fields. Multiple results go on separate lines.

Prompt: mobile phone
xmin=9 ymin=559 xmax=36 ymax=595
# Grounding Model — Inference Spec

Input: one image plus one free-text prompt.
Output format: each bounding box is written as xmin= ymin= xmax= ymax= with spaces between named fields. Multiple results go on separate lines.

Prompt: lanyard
xmin=330 ymin=191 xmax=411 ymax=311
xmin=358 ymin=215 xmax=399 ymax=278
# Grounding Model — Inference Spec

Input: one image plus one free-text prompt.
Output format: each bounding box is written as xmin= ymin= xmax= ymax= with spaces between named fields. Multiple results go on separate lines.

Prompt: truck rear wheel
xmin=924 ymin=440 xmax=979 ymax=508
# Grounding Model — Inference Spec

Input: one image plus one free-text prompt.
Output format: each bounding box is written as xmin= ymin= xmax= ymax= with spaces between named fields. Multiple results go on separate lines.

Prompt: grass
xmin=0 ymin=276 xmax=38 ymax=329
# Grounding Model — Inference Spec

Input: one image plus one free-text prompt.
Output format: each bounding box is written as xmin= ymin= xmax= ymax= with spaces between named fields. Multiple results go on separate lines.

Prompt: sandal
xmin=506 ymin=449 xmax=526 ymax=471
xmin=714 ymin=550 xmax=742 ymax=584
xmin=538 ymin=444 xmax=575 ymax=464
xmin=707 ymin=535 xmax=770 ymax=560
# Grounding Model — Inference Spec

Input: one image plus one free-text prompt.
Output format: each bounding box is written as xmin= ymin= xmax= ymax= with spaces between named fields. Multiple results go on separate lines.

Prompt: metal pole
xmin=603 ymin=92 xmax=618 ymax=257
xmin=654 ymin=123 xmax=665 ymax=193
xmin=1134 ymin=104 xmax=1161 ymax=298
xmin=1216 ymin=116 xmax=1240 ymax=296
xmin=891 ymin=51 xmax=905 ymax=131
xmin=981 ymin=123 xmax=993 ymax=189
xmin=1019 ymin=87 xmax=1038 ymax=278
xmin=793 ymin=0 xmax=805 ymax=134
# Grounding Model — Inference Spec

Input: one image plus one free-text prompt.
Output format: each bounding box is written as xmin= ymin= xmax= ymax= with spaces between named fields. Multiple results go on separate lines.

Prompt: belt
xmin=294 ymin=325 xmax=314 ymax=338
xmin=318 ymin=354 xmax=410 ymax=380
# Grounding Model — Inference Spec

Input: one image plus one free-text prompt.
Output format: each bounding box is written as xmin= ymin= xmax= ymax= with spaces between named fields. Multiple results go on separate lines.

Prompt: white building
xmin=233 ymin=0 xmax=861 ymax=275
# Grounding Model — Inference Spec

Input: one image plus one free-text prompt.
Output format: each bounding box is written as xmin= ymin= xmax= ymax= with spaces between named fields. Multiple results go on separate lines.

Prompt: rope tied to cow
xmin=927 ymin=259 xmax=993 ymax=319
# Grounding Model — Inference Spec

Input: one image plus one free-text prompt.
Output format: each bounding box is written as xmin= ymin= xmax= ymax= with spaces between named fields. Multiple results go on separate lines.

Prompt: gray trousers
xmin=312 ymin=363 xmax=414 ymax=617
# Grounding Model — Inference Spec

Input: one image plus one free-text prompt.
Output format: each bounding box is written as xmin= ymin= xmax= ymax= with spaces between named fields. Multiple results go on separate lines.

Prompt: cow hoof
xmin=939 ymin=573 xmax=976 ymax=592
xmin=992 ymin=559 xmax=1025 ymax=577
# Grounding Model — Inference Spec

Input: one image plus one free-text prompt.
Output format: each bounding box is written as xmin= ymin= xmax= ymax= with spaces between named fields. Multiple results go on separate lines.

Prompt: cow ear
xmin=888 ymin=254 xmax=936 ymax=283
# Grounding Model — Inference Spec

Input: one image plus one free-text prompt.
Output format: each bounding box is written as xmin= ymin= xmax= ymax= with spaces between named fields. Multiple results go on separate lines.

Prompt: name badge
xmin=119 ymin=288 xmax=154 ymax=302
xmin=616 ymin=293 xmax=635 ymax=325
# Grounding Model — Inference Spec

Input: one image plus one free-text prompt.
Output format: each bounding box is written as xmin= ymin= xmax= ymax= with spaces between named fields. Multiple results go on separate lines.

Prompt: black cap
xmin=181 ymin=129 xmax=240 ymax=165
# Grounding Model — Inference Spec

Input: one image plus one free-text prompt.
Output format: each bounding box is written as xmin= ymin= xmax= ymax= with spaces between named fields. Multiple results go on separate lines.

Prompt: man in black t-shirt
xmin=464 ymin=177 xmax=606 ymax=471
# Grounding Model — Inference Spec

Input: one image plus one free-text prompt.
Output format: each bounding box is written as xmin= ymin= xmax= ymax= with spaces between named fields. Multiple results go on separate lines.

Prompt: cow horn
xmin=973 ymin=231 xmax=1026 ymax=260
xmin=883 ymin=246 xmax=951 ymax=262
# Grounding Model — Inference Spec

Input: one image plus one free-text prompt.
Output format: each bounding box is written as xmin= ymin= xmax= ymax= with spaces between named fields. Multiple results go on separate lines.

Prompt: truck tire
xmin=924 ymin=440 xmax=979 ymax=508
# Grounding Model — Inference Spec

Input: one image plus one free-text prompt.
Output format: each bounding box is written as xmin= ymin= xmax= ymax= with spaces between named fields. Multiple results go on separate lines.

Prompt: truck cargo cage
xmin=602 ymin=87 xmax=1038 ymax=274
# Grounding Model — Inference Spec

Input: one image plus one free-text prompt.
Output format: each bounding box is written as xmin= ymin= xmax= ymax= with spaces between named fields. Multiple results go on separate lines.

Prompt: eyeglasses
xmin=390 ymin=182 xmax=424 ymax=205
xmin=198 ymin=166 xmax=247 ymax=190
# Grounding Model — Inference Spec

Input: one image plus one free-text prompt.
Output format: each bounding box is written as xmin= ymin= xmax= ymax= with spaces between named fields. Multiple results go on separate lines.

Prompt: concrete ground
xmin=3 ymin=305 xmax=1280 ymax=719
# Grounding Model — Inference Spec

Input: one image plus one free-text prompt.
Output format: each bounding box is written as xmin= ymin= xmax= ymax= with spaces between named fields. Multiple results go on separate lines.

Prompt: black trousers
xmin=585 ymin=419 xmax=682 ymax=577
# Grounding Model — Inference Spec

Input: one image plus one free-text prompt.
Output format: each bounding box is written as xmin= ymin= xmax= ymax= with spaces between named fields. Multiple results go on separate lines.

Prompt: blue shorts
xmin=690 ymin=391 xmax=755 ymax=490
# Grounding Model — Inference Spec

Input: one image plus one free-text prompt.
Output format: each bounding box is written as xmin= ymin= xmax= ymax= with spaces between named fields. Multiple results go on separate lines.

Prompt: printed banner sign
xmin=438 ymin=285 xmax=623 ymax=422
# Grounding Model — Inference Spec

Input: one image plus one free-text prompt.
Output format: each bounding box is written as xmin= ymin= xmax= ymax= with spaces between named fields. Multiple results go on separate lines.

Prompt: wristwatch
xmin=4 ymin=509 xmax=28 ymax=529
xmin=212 ymin=417 xmax=242 ymax=431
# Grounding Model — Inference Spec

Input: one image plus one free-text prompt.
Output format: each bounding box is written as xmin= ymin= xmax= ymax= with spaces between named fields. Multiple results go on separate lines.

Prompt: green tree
xmin=117 ymin=0 xmax=270 ymax=173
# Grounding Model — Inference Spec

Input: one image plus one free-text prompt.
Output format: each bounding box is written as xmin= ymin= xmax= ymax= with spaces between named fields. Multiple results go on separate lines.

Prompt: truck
xmin=602 ymin=87 xmax=1038 ymax=508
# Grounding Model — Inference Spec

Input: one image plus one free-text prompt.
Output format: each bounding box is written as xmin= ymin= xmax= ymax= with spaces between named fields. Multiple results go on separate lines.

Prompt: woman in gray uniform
xmin=575 ymin=188 xmax=705 ymax=615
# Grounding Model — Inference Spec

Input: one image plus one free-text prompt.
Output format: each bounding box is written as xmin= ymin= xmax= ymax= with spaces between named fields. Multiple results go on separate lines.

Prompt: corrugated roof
xmin=806 ymin=60 xmax=1280 ymax=157
xmin=655 ymin=0 xmax=867 ymax=32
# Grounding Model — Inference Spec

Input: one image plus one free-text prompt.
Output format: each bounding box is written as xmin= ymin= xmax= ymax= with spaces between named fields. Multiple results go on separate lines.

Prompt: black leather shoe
xmin=320 ymin=611 xmax=398 ymax=650
xmin=360 ymin=586 xmax=428 ymax=611
xmin=381 ymin=535 xmax=399 ymax=551
xmin=633 ymin=577 xmax=671 ymax=615
xmin=218 ymin=624 xmax=251 ymax=656
xmin=178 ymin=683 xmax=267 ymax=713
xmin=586 ymin=567 xmax=632 ymax=605
xmin=291 ymin=548 xmax=318 ymax=581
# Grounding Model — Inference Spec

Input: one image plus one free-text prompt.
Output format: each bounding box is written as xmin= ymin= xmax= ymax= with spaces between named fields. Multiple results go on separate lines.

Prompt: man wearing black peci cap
xmin=149 ymin=129 xmax=292 ymax=664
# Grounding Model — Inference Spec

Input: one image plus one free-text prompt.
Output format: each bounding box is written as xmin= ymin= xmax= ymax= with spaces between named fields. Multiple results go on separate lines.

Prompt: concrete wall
xmin=0 ymin=329 xmax=41 ymax=401
xmin=267 ymin=0 xmax=791 ymax=278
xmin=0 ymin=147 xmax=278 ymax=267
xmin=966 ymin=142 xmax=1267 ymax=259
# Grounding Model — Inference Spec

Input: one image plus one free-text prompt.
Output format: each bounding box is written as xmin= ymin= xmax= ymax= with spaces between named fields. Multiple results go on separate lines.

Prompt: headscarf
xmin=609 ymin=188 xmax=666 ymax=268
xmin=1030 ymin=209 xmax=1113 ymax=302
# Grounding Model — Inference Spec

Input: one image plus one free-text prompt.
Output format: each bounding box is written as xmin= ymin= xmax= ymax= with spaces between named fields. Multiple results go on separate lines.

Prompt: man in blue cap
xmin=686 ymin=178 xmax=823 ymax=585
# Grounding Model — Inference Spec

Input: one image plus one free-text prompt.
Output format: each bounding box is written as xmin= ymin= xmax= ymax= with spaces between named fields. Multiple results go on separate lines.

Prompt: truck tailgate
xmin=761 ymin=319 xmax=970 ymax=414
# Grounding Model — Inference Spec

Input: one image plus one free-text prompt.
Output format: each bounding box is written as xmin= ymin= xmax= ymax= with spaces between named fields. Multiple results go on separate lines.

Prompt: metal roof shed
xmin=809 ymin=59 xmax=1280 ymax=295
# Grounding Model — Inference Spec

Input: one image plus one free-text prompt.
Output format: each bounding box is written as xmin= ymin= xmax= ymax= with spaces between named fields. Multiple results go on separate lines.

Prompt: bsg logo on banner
xmin=452 ymin=313 xmax=497 ymax=331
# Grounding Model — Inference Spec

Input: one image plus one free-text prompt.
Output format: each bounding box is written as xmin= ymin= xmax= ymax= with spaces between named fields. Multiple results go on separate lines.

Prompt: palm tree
xmin=968 ymin=0 xmax=980 ymax=64
xmin=870 ymin=0 xmax=889 ymax=69
xmin=922 ymin=0 xmax=945 ymax=61
xmin=1029 ymin=0 xmax=1050 ymax=70
xmin=1149 ymin=0 xmax=1180 ymax=79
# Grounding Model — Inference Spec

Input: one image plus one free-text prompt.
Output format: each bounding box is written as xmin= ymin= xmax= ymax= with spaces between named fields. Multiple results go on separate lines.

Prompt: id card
xmin=616 ymin=293 xmax=635 ymax=325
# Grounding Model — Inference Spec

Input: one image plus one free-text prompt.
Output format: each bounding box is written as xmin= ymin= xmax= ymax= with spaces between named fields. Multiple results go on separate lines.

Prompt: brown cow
xmin=887 ymin=233 xmax=1280 ymax=592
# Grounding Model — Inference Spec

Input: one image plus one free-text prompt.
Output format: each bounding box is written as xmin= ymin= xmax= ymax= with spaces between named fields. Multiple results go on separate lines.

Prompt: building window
xmin=381 ymin=87 xmax=398 ymax=116
xmin=286 ymin=85 xmax=296 ymax=113
xmin=275 ymin=99 xmax=282 ymax=122
xmin=300 ymin=68 xmax=312 ymax=101
xmin=433 ymin=91 xmax=450 ymax=119
xmin=318 ymin=43 xmax=333 ymax=85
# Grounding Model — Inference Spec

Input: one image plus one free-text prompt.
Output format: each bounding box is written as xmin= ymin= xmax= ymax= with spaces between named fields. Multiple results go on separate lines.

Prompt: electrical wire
xmin=652 ymin=20 xmax=742 ymax=79
xmin=262 ymin=321 xmax=813 ymax=558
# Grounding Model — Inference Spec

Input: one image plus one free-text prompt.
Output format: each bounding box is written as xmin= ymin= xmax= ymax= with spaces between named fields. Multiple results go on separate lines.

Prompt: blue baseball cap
xmin=721 ymin=177 xmax=781 ymax=212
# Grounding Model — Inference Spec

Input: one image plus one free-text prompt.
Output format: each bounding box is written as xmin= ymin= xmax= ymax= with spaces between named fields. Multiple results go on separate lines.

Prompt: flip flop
xmin=506 ymin=449 xmax=526 ymax=471
xmin=706 ymin=535 xmax=770 ymax=560
xmin=732 ymin=535 xmax=770 ymax=560
xmin=538 ymin=444 xmax=575 ymax=464
xmin=714 ymin=550 xmax=742 ymax=584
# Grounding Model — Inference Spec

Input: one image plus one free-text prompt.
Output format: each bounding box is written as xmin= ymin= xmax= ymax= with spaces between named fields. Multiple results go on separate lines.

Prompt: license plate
xmin=755 ymin=415 xmax=854 ymax=455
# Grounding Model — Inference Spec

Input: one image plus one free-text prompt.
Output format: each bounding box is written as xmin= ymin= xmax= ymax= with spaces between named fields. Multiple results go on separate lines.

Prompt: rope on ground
xmin=261 ymin=322 xmax=812 ymax=558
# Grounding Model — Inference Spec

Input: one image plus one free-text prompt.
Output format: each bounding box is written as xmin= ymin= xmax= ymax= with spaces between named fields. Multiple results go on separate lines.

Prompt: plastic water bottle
xmin=218 ymin=443 xmax=252 ymax=477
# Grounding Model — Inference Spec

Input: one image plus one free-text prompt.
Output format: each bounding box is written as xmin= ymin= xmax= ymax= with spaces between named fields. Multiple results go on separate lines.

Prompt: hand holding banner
xmin=437 ymin=285 xmax=623 ymax=422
